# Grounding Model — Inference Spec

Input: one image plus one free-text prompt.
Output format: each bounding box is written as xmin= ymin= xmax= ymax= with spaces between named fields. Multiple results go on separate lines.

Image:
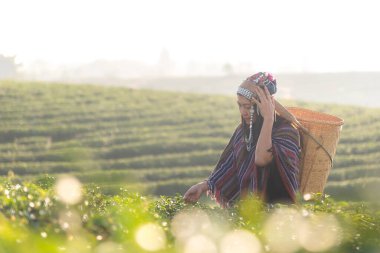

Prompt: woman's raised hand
xmin=183 ymin=181 xmax=208 ymax=203
xmin=250 ymin=85 xmax=275 ymax=122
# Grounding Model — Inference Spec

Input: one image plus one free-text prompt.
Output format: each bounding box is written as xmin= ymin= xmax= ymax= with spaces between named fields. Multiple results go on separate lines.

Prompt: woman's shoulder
xmin=273 ymin=115 xmax=297 ymax=129
xmin=273 ymin=116 xmax=300 ymax=139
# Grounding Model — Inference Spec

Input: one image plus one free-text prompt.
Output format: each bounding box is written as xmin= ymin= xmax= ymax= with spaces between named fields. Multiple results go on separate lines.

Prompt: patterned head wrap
xmin=237 ymin=72 xmax=277 ymax=100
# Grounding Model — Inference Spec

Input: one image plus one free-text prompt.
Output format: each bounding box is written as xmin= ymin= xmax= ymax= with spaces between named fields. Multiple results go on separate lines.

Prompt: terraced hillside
xmin=0 ymin=81 xmax=379 ymax=201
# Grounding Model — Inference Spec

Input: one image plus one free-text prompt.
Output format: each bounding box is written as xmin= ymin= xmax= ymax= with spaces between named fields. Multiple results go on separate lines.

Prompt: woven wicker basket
xmin=275 ymin=102 xmax=344 ymax=195
xmin=286 ymin=108 xmax=344 ymax=194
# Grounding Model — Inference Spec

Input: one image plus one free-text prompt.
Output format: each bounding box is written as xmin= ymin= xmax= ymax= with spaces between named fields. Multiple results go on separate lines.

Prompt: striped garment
xmin=207 ymin=116 xmax=301 ymax=207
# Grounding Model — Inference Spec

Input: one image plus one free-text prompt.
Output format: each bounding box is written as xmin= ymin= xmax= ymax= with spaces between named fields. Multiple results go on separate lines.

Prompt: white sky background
xmin=1 ymin=0 xmax=379 ymax=72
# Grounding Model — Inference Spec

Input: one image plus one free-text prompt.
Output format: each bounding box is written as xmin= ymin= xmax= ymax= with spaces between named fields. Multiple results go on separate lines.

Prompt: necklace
xmin=244 ymin=105 xmax=255 ymax=151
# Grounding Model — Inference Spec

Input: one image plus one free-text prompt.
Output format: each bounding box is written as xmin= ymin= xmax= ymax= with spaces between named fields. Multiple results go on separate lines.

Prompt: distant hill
xmin=65 ymin=72 xmax=380 ymax=108
xmin=0 ymin=80 xmax=379 ymax=201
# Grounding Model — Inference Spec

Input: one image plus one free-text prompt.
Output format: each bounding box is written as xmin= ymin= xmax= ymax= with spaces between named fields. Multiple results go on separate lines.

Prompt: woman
xmin=183 ymin=72 xmax=301 ymax=207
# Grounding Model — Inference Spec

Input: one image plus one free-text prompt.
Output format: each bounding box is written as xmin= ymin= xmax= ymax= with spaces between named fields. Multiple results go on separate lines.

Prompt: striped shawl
xmin=207 ymin=117 xmax=301 ymax=207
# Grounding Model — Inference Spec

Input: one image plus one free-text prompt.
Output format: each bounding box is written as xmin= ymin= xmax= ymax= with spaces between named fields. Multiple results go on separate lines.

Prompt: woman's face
xmin=237 ymin=95 xmax=255 ymax=125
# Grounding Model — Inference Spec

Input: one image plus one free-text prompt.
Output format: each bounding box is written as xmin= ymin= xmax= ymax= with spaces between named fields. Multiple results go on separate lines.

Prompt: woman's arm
xmin=255 ymin=116 xmax=274 ymax=166
xmin=250 ymin=85 xmax=275 ymax=167
xmin=183 ymin=180 xmax=208 ymax=203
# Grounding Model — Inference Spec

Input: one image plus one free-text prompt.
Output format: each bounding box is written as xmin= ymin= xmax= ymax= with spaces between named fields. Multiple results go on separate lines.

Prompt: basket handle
xmin=274 ymin=100 xmax=333 ymax=164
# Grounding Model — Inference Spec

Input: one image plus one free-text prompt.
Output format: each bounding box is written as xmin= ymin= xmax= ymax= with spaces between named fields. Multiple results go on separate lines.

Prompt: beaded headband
xmin=237 ymin=87 xmax=255 ymax=100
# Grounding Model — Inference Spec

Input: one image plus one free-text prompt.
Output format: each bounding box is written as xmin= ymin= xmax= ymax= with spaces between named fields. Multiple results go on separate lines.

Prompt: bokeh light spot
xmin=264 ymin=208 xmax=303 ymax=253
xmin=171 ymin=209 xmax=212 ymax=243
xmin=135 ymin=223 xmax=166 ymax=251
xmin=54 ymin=176 xmax=83 ymax=205
xmin=303 ymin=193 xmax=312 ymax=201
xmin=184 ymin=234 xmax=217 ymax=253
xmin=220 ymin=229 xmax=261 ymax=253
xmin=298 ymin=214 xmax=341 ymax=252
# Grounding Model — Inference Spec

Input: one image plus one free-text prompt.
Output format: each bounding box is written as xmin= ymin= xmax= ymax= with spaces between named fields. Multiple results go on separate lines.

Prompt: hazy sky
xmin=1 ymin=0 xmax=379 ymax=72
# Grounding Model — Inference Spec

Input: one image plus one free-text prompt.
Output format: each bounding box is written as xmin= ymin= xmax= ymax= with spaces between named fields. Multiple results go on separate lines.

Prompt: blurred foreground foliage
xmin=0 ymin=175 xmax=379 ymax=253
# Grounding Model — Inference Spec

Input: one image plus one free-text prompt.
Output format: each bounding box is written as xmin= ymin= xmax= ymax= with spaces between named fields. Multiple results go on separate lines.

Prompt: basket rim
xmin=285 ymin=107 xmax=344 ymax=126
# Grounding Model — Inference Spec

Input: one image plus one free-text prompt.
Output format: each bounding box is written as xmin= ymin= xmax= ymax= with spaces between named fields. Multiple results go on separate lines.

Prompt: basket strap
xmin=295 ymin=122 xmax=333 ymax=165
xmin=274 ymin=100 xmax=333 ymax=164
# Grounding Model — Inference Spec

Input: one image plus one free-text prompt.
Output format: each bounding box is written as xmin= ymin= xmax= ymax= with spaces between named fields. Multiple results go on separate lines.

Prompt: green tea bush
xmin=1 ymin=177 xmax=379 ymax=253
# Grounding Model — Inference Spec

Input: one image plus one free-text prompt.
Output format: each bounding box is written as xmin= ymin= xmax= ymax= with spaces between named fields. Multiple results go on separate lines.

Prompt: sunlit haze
xmin=1 ymin=0 xmax=379 ymax=72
